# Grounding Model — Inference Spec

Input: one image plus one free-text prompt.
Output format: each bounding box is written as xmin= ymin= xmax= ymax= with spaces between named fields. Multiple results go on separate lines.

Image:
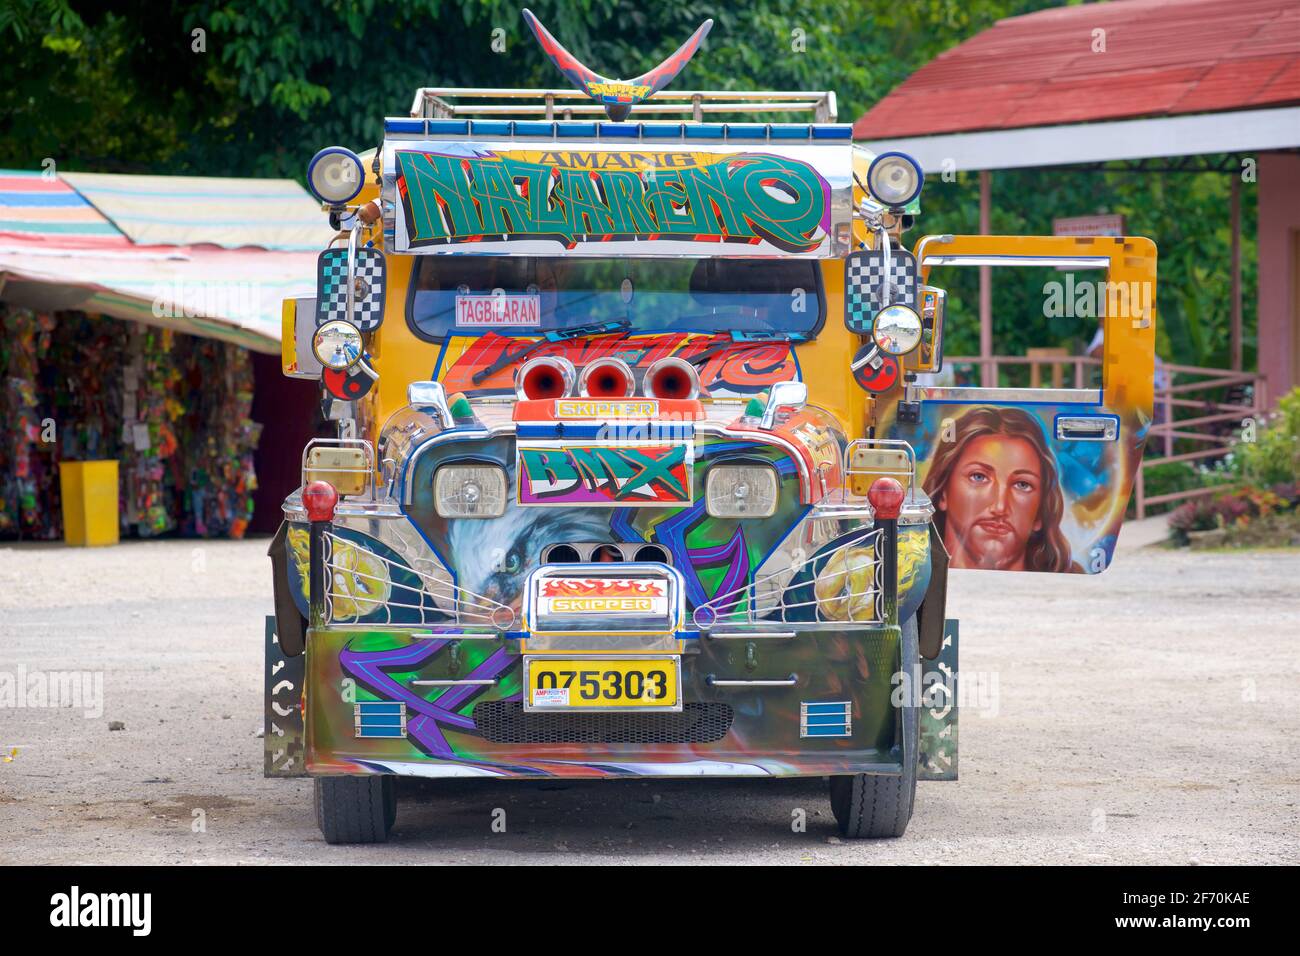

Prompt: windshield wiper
xmin=684 ymin=330 xmax=808 ymax=366
xmin=472 ymin=320 xmax=631 ymax=385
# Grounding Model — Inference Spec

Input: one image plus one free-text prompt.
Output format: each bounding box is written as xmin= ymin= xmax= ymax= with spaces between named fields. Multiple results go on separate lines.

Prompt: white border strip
xmin=859 ymin=107 xmax=1300 ymax=173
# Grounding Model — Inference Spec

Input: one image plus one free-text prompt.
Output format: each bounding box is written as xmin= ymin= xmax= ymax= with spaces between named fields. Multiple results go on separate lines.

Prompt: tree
xmin=0 ymin=0 xmax=1257 ymax=369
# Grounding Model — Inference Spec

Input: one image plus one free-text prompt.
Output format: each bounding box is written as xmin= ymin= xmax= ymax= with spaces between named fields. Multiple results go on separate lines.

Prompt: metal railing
xmin=1135 ymin=362 xmax=1266 ymax=518
xmin=944 ymin=354 xmax=1104 ymax=391
xmin=410 ymin=87 xmax=838 ymax=122
xmin=945 ymin=355 xmax=1267 ymax=518
xmin=693 ymin=525 xmax=886 ymax=631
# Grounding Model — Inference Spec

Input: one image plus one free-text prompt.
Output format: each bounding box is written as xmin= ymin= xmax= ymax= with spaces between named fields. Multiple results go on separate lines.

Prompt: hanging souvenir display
xmin=0 ymin=308 xmax=60 ymax=539
xmin=0 ymin=305 xmax=265 ymax=542
xmin=176 ymin=338 xmax=261 ymax=539
xmin=119 ymin=326 xmax=183 ymax=536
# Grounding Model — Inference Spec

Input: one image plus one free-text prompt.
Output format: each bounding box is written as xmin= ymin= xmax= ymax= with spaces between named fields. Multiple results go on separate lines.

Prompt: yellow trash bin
xmin=59 ymin=460 xmax=120 ymax=547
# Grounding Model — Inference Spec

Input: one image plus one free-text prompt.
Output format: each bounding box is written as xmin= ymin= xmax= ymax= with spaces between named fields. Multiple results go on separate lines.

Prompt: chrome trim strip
xmin=402 ymin=422 xmax=512 ymax=502
xmin=921 ymin=254 xmax=1110 ymax=269
xmin=409 ymin=678 xmax=499 ymax=687
xmin=410 ymin=632 xmax=503 ymax=641
xmin=703 ymin=631 xmax=797 ymax=640
xmin=698 ymin=420 xmax=813 ymax=502
xmin=910 ymin=385 xmax=1102 ymax=405
xmin=707 ymin=675 xmax=799 ymax=687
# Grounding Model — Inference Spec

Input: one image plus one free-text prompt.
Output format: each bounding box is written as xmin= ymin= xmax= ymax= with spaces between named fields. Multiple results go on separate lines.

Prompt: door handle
xmin=1055 ymin=415 xmax=1117 ymax=441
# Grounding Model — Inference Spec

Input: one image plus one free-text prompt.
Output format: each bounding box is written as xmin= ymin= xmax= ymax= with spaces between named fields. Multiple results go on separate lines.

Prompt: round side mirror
xmin=872 ymin=304 xmax=923 ymax=356
xmin=313 ymin=320 xmax=363 ymax=370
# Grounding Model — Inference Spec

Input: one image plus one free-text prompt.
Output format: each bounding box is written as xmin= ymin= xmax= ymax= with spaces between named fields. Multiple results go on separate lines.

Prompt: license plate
xmin=524 ymin=656 xmax=681 ymax=711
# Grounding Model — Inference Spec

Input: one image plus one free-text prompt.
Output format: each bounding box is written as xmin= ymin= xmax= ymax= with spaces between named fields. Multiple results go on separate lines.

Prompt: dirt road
xmin=1 ymin=528 xmax=1297 ymax=865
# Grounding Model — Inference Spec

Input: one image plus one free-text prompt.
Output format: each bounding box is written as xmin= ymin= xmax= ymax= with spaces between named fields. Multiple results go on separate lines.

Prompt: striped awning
xmin=0 ymin=171 xmax=131 ymax=249
xmin=0 ymin=243 xmax=317 ymax=353
xmin=0 ymin=168 xmax=325 ymax=352
xmin=61 ymin=171 xmax=333 ymax=251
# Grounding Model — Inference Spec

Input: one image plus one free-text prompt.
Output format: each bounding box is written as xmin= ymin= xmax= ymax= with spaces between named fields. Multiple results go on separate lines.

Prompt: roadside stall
xmin=0 ymin=169 xmax=326 ymax=541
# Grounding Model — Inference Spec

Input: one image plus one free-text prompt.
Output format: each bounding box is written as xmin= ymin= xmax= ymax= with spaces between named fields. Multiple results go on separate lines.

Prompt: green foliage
xmin=1167 ymin=485 xmax=1294 ymax=547
xmin=0 ymin=0 xmax=1259 ymax=369
xmin=0 ymin=0 xmax=1057 ymax=176
xmin=0 ymin=0 xmax=82 ymax=41
xmin=1233 ymin=387 xmax=1300 ymax=488
xmin=921 ymin=164 xmax=1258 ymax=371
xmin=1141 ymin=460 xmax=1203 ymax=503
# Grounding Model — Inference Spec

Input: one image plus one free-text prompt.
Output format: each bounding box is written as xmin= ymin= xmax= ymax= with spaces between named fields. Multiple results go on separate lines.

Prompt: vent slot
xmin=472 ymin=701 xmax=732 ymax=744
xmin=542 ymin=542 xmax=671 ymax=565
xmin=355 ymin=701 xmax=406 ymax=738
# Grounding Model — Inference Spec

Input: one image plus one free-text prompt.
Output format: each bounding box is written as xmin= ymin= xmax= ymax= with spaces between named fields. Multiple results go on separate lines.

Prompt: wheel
xmin=828 ymin=617 xmax=919 ymax=838
xmin=314 ymin=775 xmax=396 ymax=844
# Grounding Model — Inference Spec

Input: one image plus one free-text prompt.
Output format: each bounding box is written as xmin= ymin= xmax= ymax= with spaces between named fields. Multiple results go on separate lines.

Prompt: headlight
xmin=872 ymin=304 xmax=923 ymax=356
xmin=307 ymin=146 xmax=365 ymax=204
xmin=312 ymin=320 xmax=363 ymax=370
xmin=867 ymin=151 xmax=923 ymax=208
xmin=706 ymin=465 xmax=778 ymax=518
xmin=434 ymin=464 xmax=507 ymax=518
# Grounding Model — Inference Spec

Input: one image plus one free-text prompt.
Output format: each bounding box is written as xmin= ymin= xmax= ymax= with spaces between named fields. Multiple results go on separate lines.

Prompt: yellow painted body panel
xmin=913 ymin=234 xmax=1158 ymax=415
xmin=281 ymin=297 xmax=299 ymax=376
xmin=353 ymin=250 xmax=868 ymax=445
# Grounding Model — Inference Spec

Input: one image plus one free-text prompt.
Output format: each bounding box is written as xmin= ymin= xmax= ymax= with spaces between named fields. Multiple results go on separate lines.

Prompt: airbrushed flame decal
xmin=540 ymin=578 xmax=665 ymax=598
xmin=440 ymin=331 xmax=799 ymax=399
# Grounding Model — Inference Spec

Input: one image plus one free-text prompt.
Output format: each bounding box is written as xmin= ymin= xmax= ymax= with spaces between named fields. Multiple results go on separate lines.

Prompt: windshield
xmin=407 ymin=257 xmax=823 ymax=340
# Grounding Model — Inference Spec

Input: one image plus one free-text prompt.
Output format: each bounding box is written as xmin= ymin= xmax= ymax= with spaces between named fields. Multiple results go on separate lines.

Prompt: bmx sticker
xmin=517 ymin=441 xmax=692 ymax=506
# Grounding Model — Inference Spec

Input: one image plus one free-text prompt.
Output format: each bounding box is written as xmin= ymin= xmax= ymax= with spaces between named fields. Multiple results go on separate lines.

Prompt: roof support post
xmin=979 ymin=170 xmax=993 ymax=387
xmin=1231 ymin=175 xmax=1242 ymax=372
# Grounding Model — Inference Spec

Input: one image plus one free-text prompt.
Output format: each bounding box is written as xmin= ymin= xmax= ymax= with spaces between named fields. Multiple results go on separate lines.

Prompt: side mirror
xmin=759 ymin=380 xmax=808 ymax=429
xmin=844 ymin=246 xmax=918 ymax=334
xmin=407 ymin=381 xmax=454 ymax=427
xmin=316 ymin=226 xmax=387 ymax=332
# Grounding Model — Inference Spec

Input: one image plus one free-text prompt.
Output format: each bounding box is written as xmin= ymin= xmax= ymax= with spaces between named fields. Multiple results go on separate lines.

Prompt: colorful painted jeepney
xmin=265 ymin=11 xmax=1157 ymax=843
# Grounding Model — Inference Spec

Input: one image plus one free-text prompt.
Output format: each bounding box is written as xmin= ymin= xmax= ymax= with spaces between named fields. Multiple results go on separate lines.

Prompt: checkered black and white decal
xmin=316 ymin=247 xmax=387 ymax=331
xmin=844 ymin=247 xmax=918 ymax=334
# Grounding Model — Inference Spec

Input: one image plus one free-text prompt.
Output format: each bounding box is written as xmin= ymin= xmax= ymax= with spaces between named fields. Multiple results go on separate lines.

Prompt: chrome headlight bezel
xmin=866 ymin=150 xmax=924 ymax=208
xmin=433 ymin=463 xmax=508 ymax=518
xmin=705 ymin=464 xmax=780 ymax=519
xmin=306 ymin=146 xmax=365 ymax=205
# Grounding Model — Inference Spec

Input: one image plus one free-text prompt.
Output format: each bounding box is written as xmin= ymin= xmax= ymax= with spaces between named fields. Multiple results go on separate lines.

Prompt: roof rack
xmin=410 ymin=88 xmax=838 ymax=123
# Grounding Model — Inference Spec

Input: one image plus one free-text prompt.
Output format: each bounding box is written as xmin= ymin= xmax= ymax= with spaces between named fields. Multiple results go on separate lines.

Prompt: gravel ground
xmin=1 ymin=527 xmax=1297 ymax=865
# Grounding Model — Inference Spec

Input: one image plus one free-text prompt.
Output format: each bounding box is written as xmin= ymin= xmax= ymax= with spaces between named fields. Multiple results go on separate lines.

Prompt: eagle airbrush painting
xmin=268 ymin=6 xmax=1157 ymax=844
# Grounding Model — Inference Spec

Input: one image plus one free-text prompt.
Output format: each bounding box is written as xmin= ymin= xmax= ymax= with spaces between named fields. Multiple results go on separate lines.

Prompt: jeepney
xmin=264 ymin=11 xmax=1157 ymax=843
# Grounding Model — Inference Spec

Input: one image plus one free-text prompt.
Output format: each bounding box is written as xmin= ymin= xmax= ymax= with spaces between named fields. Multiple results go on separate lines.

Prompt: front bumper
xmin=304 ymin=626 xmax=906 ymax=779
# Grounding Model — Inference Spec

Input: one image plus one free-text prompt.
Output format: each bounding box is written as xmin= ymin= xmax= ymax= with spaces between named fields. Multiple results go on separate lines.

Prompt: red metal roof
xmin=853 ymin=0 xmax=1300 ymax=138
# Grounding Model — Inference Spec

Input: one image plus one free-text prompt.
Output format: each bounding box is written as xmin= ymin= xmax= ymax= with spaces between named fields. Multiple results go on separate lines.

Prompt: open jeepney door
xmin=886 ymin=235 xmax=1157 ymax=575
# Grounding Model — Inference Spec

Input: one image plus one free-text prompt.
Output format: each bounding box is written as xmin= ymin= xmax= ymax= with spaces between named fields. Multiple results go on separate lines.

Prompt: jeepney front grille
xmin=472 ymin=701 xmax=733 ymax=744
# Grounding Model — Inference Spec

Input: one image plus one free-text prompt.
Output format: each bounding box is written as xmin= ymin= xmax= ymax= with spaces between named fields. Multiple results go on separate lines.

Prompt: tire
xmin=828 ymin=617 xmax=919 ymax=838
xmin=314 ymin=775 xmax=396 ymax=844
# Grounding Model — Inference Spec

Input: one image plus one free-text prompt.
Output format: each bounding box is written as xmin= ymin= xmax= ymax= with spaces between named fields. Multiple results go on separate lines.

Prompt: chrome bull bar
xmin=317 ymin=529 xmax=515 ymax=629
xmin=694 ymin=486 xmax=903 ymax=634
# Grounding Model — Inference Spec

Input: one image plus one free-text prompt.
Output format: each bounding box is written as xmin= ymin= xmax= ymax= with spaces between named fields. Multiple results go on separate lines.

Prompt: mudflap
xmin=264 ymin=615 xmax=307 ymax=777
xmin=917 ymin=618 xmax=958 ymax=781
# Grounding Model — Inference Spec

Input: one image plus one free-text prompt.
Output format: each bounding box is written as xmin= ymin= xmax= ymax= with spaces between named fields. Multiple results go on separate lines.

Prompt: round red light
xmin=302 ymin=480 xmax=339 ymax=523
xmin=867 ymin=477 xmax=905 ymax=520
